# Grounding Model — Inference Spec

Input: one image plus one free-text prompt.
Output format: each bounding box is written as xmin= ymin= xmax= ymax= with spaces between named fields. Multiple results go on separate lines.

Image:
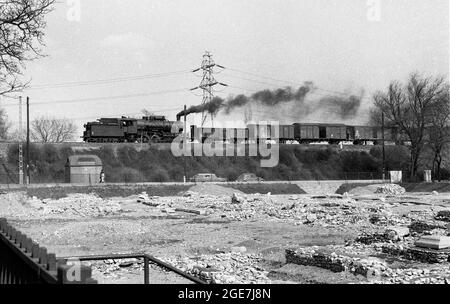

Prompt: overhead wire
xmin=25 ymin=69 xmax=192 ymax=90
xmin=223 ymin=66 xmax=371 ymax=100
xmin=1 ymin=88 xmax=191 ymax=107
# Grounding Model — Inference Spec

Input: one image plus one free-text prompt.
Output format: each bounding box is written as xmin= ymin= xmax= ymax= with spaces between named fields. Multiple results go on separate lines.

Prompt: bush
xmin=149 ymin=168 xmax=170 ymax=183
xmin=117 ymin=167 xmax=146 ymax=183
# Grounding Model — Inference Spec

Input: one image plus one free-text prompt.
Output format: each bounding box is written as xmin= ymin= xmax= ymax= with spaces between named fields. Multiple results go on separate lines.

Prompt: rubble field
xmin=1 ymin=182 xmax=305 ymax=200
xmin=1 ymin=183 xmax=450 ymax=284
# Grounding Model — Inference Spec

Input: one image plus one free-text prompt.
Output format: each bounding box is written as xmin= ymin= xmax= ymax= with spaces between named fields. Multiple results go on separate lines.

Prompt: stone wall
xmin=285 ymin=249 xmax=383 ymax=278
xmin=382 ymin=245 xmax=450 ymax=263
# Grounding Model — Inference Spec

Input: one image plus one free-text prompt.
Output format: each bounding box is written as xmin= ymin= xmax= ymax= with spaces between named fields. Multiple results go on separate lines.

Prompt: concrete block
xmin=231 ymin=246 xmax=247 ymax=253
xmin=175 ymin=208 xmax=206 ymax=215
xmin=415 ymin=236 xmax=450 ymax=250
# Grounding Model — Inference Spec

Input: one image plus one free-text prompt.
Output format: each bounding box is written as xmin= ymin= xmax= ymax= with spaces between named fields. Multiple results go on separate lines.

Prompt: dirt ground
xmin=1 ymin=183 xmax=450 ymax=284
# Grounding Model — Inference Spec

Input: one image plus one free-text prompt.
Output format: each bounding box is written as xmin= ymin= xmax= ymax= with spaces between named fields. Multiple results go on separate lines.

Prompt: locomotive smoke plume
xmin=316 ymin=94 xmax=363 ymax=119
xmin=177 ymin=82 xmax=314 ymax=118
xmin=177 ymin=83 xmax=365 ymax=124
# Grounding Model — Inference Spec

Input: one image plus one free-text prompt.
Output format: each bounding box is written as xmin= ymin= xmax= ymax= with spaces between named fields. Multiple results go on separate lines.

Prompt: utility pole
xmin=191 ymin=52 xmax=227 ymax=127
xmin=26 ymin=97 xmax=30 ymax=185
xmin=183 ymin=104 xmax=187 ymax=183
xmin=18 ymin=96 xmax=23 ymax=185
xmin=382 ymin=112 xmax=386 ymax=180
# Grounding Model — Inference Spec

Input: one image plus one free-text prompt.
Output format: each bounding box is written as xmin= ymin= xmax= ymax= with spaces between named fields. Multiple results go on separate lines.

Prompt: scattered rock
xmin=231 ymin=246 xmax=247 ymax=253
xmin=385 ymin=227 xmax=410 ymax=240
xmin=306 ymin=214 xmax=317 ymax=223
xmin=231 ymin=193 xmax=245 ymax=204
xmin=375 ymin=184 xmax=406 ymax=196
xmin=435 ymin=210 xmax=450 ymax=222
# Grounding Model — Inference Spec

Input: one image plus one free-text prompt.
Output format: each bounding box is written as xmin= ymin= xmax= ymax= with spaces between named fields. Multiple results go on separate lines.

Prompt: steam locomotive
xmin=82 ymin=116 xmax=183 ymax=143
xmin=190 ymin=123 xmax=405 ymax=145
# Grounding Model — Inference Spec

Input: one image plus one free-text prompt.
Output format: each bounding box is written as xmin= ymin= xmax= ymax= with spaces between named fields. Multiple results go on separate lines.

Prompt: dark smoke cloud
xmin=317 ymin=95 xmax=362 ymax=119
xmin=177 ymin=82 xmax=314 ymax=118
xmin=224 ymin=94 xmax=250 ymax=114
xmin=178 ymin=97 xmax=224 ymax=118
xmin=176 ymin=83 xmax=365 ymax=124
xmin=251 ymin=83 xmax=313 ymax=106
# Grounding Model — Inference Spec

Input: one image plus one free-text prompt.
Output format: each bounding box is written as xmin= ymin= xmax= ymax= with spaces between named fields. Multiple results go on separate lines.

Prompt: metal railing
xmin=1 ymin=218 xmax=205 ymax=284
xmin=0 ymin=218 xmax=96 ymax=284
xmin=58 ymin=254 xmax=206 ymax=284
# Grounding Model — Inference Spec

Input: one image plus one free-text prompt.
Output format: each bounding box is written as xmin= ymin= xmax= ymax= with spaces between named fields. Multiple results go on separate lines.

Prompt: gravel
xmin=160 ymin=252 xmax=272 ymax=284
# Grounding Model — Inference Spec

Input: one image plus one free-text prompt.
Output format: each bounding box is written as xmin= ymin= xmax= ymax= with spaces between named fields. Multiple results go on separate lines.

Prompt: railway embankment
xmin=1 ymin=142 xmax=414 ymax=185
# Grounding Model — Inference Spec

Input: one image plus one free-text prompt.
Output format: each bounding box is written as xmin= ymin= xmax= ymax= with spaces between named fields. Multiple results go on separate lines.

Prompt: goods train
xmin=82 ymin=115 xmax=405 ymax=145
xmin=82 ymin=116 xmax=183 ymax=143
xmin=190 ymin=123 xmax=406 ymax=145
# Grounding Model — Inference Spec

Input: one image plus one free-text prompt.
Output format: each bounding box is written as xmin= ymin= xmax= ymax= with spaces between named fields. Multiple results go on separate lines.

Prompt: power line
xmin=8 ymin=107 xmax=183 ymax=125
xmin=223 ymin=66 xmax=371 ymax=100
xmin=25 ymin=69 xmax=192 ymax=90
xmin=1 ymin=88 xmax=190 ymax=107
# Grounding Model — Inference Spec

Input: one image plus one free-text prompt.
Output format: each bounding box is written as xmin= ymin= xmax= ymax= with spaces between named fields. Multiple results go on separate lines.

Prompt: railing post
xmin=144 ymin=256 xmax=149 ymax=284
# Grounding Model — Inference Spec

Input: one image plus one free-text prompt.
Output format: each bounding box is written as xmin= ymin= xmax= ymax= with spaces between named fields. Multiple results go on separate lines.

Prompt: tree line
xmin=371 ymin=73 xmax=450 ymax=181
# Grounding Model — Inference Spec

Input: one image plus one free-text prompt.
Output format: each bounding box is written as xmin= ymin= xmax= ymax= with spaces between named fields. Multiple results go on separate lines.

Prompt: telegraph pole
xmin=183 ymin=104 xmax=187 ymax=183
xmin=382 ymin=112 xmax=386 ymax=180
xmin=18 ymin=96 xmax=23 ymax=185
xmin=26 ymin=97 xmax=30 ymax=185
xmin=191 ymin=52 xmax=227 ymax=127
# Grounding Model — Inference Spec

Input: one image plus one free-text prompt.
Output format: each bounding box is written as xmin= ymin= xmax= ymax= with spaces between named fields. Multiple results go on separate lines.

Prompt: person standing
xmin=100 ymin=170 xmax=105 ymax=183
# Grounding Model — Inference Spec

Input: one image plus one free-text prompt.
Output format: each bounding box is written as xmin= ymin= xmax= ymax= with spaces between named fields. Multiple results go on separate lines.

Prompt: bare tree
xmin=7 ymin=127 xmax=25 ymax=141
xmin=31 ymin=116 xmax=77 ymax=142
xmin=373 ymin=73 xmax=447 ymax=180
xmin=427 ymin=86 xmax=450 ymax=181
xmin=0 ymin=0 xmax=55 ymax=96
xmin=0 ymin=106 xmax=10 ymax=139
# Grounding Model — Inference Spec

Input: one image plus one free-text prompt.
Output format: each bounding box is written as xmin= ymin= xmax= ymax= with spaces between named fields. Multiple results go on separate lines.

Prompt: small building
xmin=65 ymin=155 xmax=103 ymax=184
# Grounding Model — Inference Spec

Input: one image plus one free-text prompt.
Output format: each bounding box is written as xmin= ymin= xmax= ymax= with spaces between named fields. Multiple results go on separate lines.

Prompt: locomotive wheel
xmin=138 ymin=135 xmax=150 ymax=143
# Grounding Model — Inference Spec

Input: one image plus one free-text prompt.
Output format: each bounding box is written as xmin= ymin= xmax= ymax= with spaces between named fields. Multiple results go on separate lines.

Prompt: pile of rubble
xmin=29 ymin=193 xmax=122 ymax=218
xmin=137 ymin=191 xmax=414 ymax=229
xmin=285 ymin=248 xmax=388 ymax=280
xmin=286 ymin=244 xmax=450 ymax=284
xmin=408 ymin=221 xmax=447 ymax=235
xmin=0 ymin=192 xmax=37 ymax=219
xmin=0 ymin=192 xmax=121 ymax=219
xmin=356 ymin=227 xmax=410 ymax=244
xmin=161 ymin=252 xmax=271 ymax=284
xmin=375 ymin=184 xmax=406 ymax=195
xmin=379 ymin=268 xmax=450 ymax=284
xmin=435 ymin=210 xmax=450 ymax=222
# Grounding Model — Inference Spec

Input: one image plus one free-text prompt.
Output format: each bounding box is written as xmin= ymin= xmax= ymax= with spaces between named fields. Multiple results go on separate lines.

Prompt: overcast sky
xmin=1 ymin=0 xmax=449 ymax=133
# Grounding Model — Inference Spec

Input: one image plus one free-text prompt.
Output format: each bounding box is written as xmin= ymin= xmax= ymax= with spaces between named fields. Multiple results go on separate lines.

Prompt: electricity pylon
xmin=191 ymin=52 xmax=227 ymax=127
